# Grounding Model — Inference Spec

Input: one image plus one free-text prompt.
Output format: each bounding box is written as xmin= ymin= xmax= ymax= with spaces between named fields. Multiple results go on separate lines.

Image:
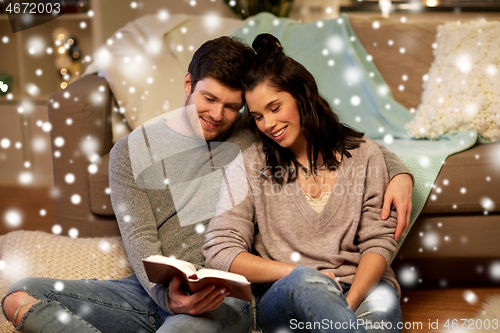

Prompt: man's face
xmin=184 ymin=74 xmax=243 ymax=141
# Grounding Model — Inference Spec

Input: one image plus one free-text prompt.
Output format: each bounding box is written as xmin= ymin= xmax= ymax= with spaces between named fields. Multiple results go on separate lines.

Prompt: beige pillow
xmin=405 ymin=19 xmax=500 ymax=142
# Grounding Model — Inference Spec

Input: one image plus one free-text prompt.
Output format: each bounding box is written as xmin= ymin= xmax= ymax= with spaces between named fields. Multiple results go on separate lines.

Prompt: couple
xmin=2 ymin=34 xmax=412 ymax=332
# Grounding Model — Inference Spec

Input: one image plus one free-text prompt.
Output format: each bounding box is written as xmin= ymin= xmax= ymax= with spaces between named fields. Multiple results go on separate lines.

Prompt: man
xmin=2 ymin=36 xmax=412 ymax=333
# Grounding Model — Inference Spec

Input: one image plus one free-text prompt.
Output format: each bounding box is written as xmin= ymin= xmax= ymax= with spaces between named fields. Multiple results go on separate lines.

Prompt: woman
xmin=203 ymin=33 xmax=402 ymax=333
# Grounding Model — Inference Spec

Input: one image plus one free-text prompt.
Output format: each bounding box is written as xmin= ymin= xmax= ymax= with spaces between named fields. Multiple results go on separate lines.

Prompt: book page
xmin=143 ymin=255 xmax=197 ymax=275
xmin=143 ymin=255 xmax=253 ymax=302
xmin=193 ymin=268 xmax=250 ymax=286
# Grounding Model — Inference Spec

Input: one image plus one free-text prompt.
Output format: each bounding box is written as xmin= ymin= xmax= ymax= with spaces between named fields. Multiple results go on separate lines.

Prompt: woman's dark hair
xmin=188 ymin=36 xmax=254 ymax=93
xmin=243 ymin=33 xmax=365 ymax=184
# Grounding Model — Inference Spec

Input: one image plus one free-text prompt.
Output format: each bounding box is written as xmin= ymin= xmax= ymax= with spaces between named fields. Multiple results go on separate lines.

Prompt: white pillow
xmin=405 ymin=19 xmax=500 ymax=142
xmin=85 ymin=13 xmax=243 ymax=134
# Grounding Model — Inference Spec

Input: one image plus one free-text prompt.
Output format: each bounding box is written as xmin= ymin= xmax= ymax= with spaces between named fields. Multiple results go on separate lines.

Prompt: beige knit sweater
xmin=203 ymin=137 xmax=401 ymax=297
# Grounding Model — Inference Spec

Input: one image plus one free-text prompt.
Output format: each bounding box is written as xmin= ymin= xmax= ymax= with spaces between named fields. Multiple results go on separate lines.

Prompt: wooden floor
xmin=1 ymin=186 xmax=500 ymax=333
xmin=400 ymin=288 xmax=500 ymax=333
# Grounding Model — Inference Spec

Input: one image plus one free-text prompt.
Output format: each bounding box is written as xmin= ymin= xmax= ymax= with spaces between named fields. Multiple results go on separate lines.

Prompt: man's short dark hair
xmin=187 ymin=36 xmax=254 ymax=93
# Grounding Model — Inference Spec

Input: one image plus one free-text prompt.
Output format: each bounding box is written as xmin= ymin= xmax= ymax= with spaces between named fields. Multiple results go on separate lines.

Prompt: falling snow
xmin=480 ymin=197 xmax=495 ymax=211
xmin=98 ymin=240 xmax=111 ymax=253
xmin=383 ymin=134 xmax=394 ymax=144
xmin=88 ymin=164 xmax=98 ymax=174
xmin=463 ymin=290 xmax=478 ymax=304
xmin=422 ymin=231 xmax=440 ymax=250
xmin=58 ymin=311 xmax=70 ymax=324
xmin=52 ymin=224 xmax=63 ymax=234
xmin=54 ymin=137 xmax=65 ymax=147
xmin=195 ymin=223 xmax=205 ymax=234
xmin=398 ymin=266 xmax=418 ymax=287
xmin=54 ymin=281 xmax=65 ymax=291
xmin=350 ymin=96 xmax=361 ymax=106
xmin=71 ymin=194 xmax=82 ymax=205
xmin=65 ymin=173 xmax=75 ymax=184
xmin=489 ymin=261 xmax=500 ymax=281
xmin=4 ymin=210 xmax=23 ymax=227
xmin=1 ymin=138 xmax=11 ymax=149
xmin=290 ymin=251 xmax=301 ymax=262
xmin=68 ymin=228 xmax=79 ymax=238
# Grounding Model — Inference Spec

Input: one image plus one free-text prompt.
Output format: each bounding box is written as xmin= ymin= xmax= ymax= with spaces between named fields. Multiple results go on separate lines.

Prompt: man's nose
xmin=208 ymin=103 xmax=224 ymax=122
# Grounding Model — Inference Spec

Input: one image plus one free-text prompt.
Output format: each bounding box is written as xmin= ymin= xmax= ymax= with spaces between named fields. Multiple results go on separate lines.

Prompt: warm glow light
xmin=426 ymin=0 xmax=438 ymax=7
xmin=61 ymin=82 xmax=68 ymax=89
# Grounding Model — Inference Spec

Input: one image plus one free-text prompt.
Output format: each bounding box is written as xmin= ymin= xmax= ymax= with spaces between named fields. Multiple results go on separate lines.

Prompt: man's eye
xmin=205 ymin=96 xmax=214 ymax=102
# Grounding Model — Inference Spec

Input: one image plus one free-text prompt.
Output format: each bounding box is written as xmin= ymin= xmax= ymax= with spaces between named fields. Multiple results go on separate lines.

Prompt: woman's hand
xmin=168 ymin=276 xmax=230 ymax=315
xmin=230 ymin=252 xmax=296 ymax=283
xmin=381 ymin=173 xmax=413 ymax=241
xmin=344 ymin=294 xmax=358 ymax=312
xmin=319 ymin=271 xmax=343 ymax=292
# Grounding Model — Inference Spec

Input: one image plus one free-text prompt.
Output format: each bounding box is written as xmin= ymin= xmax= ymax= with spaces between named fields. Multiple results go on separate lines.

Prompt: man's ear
xmin=184 ymin=73 xmax=192 ymax=97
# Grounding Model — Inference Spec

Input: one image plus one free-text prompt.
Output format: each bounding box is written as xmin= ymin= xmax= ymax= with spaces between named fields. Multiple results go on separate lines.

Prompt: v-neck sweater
xmin=203 ymin=137 xmax=401 ymax=297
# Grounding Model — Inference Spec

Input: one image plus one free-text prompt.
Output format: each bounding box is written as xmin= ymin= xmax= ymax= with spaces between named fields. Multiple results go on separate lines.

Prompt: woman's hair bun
xmin=252 ymin=33 xmax=283 ymax=55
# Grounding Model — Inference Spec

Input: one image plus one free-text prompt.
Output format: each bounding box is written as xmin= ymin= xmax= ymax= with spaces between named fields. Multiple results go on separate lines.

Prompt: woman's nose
xmin=264 ymin=115 xmax=276 ymax=131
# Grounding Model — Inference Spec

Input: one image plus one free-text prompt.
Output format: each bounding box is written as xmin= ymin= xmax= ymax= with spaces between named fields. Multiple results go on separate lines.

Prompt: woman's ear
xmin=183 ymin=73 xmax=192 ymax=97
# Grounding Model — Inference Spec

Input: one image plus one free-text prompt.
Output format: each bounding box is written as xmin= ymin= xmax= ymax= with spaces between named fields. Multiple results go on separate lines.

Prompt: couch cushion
xmin=404 ymin=19 xmax=500 ymax=141
xmin=88 ymin=153 xmax=114 ymax=215
xmin=349 ymin=12 xmax=500 ymax=111
xmin=421 ymin=142 xmax=500 ymax=214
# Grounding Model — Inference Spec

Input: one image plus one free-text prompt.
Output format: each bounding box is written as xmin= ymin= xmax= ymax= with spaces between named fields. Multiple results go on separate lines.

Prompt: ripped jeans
xmin=255 ymin=266 xmax=402 ymax=333
xmin=2 ymin=276 xmax=253 ymax=333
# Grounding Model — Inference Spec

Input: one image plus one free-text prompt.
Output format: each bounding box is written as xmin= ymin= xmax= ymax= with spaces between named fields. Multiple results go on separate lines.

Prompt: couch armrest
xmin=47 ymin=74 xmax=120 ymax=237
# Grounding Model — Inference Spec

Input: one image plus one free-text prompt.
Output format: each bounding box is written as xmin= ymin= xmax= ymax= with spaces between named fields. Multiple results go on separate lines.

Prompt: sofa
xmin=346 ymin=13 xmax=500 ymax=284
xmin=46 ymin=12 xmax=500 ymax=280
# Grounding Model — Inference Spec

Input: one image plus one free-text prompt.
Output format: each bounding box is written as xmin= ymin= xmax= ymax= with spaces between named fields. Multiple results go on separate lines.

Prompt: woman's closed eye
xmin=271 ymin=105 xmax=280 ymax=112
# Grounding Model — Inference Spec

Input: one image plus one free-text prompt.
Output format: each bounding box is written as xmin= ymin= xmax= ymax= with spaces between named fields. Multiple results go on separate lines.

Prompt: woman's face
xmin=246 ymin=81 xmax=306 ymax=153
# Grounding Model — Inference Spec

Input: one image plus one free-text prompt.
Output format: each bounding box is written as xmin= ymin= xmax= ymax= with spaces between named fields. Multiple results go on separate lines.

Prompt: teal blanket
xmin=232 ymin=13 xmax=477 ymax=258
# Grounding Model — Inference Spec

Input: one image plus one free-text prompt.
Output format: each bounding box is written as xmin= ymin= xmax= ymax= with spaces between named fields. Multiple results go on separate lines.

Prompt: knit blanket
xmin=0 ymin=230 xmax=133 ymax=333
xmin=232 ymin=13 xmax=477 ymax=256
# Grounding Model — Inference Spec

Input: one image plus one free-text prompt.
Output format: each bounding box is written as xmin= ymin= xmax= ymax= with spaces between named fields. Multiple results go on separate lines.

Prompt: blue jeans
xmin=255 ymin=266 xmax=402 ymax=333
xmin=2 ymin=276 xmax=253 ymax=333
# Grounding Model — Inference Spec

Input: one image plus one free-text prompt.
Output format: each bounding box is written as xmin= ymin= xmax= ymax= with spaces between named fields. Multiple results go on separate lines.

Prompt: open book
xmin=142 ymin=255 xmax=252 ymax=302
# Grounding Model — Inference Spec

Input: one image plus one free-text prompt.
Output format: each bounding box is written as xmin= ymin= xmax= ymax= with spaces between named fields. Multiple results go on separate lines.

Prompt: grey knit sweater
xmin=109 ymin=117 xmax=408 ymax=313
xmin=203 ymin=138 xmax=401 ymax=297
